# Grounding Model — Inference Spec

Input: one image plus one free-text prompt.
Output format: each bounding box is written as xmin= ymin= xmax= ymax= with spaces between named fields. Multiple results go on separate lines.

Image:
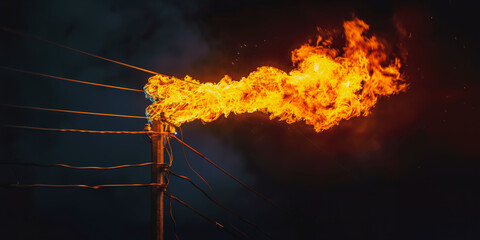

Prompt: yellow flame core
xmin=144 ymin=19 xmax=407 ymax=132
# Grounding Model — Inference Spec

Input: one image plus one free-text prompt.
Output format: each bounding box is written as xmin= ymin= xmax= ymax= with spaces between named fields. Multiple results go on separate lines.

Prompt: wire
xmin=178 ymin=127 xmax=217 ymax=198
xmin=166 ymin=136 xmax=174 ymax=167
xmin=0 ymin=26 xmax=162 ymax=76
xmin=0 ymin=66 xmax=144 ymax=92
xmin=230 ymin=225 xmax=251 ymax=240
xmin=0 ymin=26 xmax=200 ymax=85
xmin=156 ymin=126 xmax=245 ymax=238
xmin=0 ymin=161 xmax=154 ymax=170
xmin=2 ymin=124 xmax=164 ymax=134
xmin=1 ymin=183 xmax=167 ymax=189
xmin=169 ymin=133 xmax=289 ymax=215
xmin=168 ymin=189 xmax=181 ymax=240
xmin=178 ymin=127 xmax=252 ymax=239
xmin=164 ymin=192 xmax=241 ymax=239
xmin=1 ymin=104 xmax=147 ymax=119
xmin=168 ymin=170 xmax=272 ymax=239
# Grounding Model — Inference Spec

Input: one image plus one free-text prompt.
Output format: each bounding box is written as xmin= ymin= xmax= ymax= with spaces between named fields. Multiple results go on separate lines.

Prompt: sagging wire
xmin=2 ymin=122 xmax=279 ymax=237
xmin=0 ymin=104 xmax=147 ymax=119
xmin=0 ymin=26 xmax=161 ymax=76
xmin=0 ymin=161 xmax=154 ymax=170
xmin=168 ymin=188 xmax=181 ymax=240
xmin=0 ymin=26 xmax=200 ymax=85
xmin=169 ymin=133 xmax=290 ymax=216
xmin=2 ymin=124 xmax=165 ymax=135
xmin=178 ymin=127 xmax=251 ymax=239
xmin=0 ymin=183 xmax=167 ymax=189
xmin=153 ymin=124 xmax=247 ymax=238
xmin=165 ymin=135 xmax=174 ymax=167
xmin=178 ymin=127 xmax=216 ymax=198
xmin=0 ymin=66 xmax=144 ymax=92
xmin=168 ymin=170 xmax=272 ymax=239
xmin=164 ymin=192 xmax=241 ymax=240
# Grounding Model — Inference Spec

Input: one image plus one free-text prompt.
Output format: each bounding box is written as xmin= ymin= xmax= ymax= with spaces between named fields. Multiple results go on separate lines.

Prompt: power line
xmin=168 ymin=189 xmax=181 ymax=240
xmin=2 ymin=124 xmax=160 ymax=134
xmin=1 ymin=183 xmax=167 ymax=189
xmin=0 ymin=26 xmax=201 ymax=85
xmin=178 ymin=127 xmax=217 ymax=197
xmin=2 ymin=121 xmax=285 ymax=237
xmin=166 ymin=135 xmax=174 ymax=166
xmin=3 ymin=123 xmax=289 ymax=228
xmin=1 ymin=103 xmax=147 ymax=119
xmin=0 ymin=162 xmax=267 ymax=237
xmin=0 ymin=66 xmax=144 ymax=92
xmin=169 ymin=134 xmax=289 ymax=216
xmin=0 ymin=161 xmax=154 ymax=170
xmin=0 ymin=26 xmax=163 ymax=76
xmin=177 ymin=127 xmax=251 ymax=239
xmin=180 ymin=127 xmax=247 ymax=239
xmin=168 ymin=170 xmax=272 ymax=239
xmin=164 ymin=192 xmax=241 ymax=239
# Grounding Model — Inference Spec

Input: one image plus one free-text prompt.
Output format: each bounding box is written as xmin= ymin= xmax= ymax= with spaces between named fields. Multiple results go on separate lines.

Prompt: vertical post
xmin=151 ymin=121 xmax=165 ymax=240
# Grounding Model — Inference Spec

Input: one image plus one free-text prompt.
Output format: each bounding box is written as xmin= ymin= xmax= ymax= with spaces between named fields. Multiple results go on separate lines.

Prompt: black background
xmin=1 ymin=0 xmax=479 ymax=239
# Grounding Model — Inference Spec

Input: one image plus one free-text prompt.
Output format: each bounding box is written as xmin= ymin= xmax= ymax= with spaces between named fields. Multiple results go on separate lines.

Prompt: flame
xmin=144 ymin=18 xmax=407 ymax=132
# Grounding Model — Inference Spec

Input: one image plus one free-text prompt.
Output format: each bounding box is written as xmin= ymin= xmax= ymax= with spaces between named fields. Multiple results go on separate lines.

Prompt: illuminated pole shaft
xmin=151 ymin=121 xmax=166 ymax=240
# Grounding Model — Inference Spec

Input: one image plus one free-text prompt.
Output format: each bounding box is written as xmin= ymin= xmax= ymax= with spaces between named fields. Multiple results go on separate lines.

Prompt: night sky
xmin=1 ymin=0 xmax=479 ymax=239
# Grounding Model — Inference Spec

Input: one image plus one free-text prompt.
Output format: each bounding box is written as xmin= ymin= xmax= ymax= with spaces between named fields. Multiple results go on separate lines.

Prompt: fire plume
xmin=144 ymin=18 xmax=407 ymax=132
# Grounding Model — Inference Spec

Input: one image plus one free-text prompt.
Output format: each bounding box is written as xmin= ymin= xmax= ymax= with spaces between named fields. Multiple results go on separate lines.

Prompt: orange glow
xmin=144 ymin=18 xmax=407 ymax=132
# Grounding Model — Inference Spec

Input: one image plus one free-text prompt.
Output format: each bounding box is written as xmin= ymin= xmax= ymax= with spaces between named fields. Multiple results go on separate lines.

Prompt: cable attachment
xmin=158 ymin=113 xmax=177 ymax=135
xmin=164 ymin=124 xmax=176 ymax=136
xmin=154 ymin=163 xmax=170 ymax=192
xmin=145 ymin=115 xmax=176 ymax=136
xmin=144 ymin=122 xmax=168 ymax=138
xmin=144 ymin=122 xmax=153 ymax=138
xmin=155 ymin=163 xmax=169 ymax=171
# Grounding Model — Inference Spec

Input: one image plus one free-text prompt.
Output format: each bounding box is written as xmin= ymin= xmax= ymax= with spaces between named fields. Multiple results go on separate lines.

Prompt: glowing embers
xmin=144 ymin=18 xmax=407 ymax=132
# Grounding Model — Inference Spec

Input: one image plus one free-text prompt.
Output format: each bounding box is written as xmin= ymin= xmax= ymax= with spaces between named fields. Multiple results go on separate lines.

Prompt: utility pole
xmin=150 ymin=121 xmax=166 ymax=240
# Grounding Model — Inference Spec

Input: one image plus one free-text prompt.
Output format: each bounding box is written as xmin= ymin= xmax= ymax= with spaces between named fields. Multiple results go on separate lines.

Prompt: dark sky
xmin=1 ymin=0 xmax=479 ymax=239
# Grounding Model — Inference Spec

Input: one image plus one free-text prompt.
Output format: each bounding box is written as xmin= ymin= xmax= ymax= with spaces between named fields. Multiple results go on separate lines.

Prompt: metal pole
xmin=151 ymin=121 xmax=165 ymax=240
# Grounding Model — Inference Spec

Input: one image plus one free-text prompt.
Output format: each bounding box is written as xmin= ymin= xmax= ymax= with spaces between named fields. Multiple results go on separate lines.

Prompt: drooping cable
xmin=177 ymin=127 xmax=251 ymax=239
xmin=2 ymin=124 xmax=161 ymax=134
xmin=168 ymin=189 xmax=181 ymax=240
xmin=0 ymin=26 xmax=200 ymax=85
xmin=0 ymin=66 xmax=144 ymax=92
xmin=0 ymin=161 xmax=153 ymax=170
xmin=165 ymin=136 xmax=174 ymax=167
xmin=0 ymin=26 xmax=162 ymax=76
xmin=0 ymin=104 xmax=146 ymax=119
xmin=168 ymin=170 xmax=272 ymax=239
xmin=178 ymin=127 xmax=217 ymax=196
xmin=164 ymin=192 xmax=241 ymax=239
xmin=0 ymin=183 xmax=166 ymax=189
xmin=169 ymin=133 xmax=289 ymax=216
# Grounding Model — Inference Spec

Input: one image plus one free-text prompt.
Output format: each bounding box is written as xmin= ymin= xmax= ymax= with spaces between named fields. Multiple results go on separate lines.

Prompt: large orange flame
xmin=144 ymin=18 xmax=407 ymax=132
